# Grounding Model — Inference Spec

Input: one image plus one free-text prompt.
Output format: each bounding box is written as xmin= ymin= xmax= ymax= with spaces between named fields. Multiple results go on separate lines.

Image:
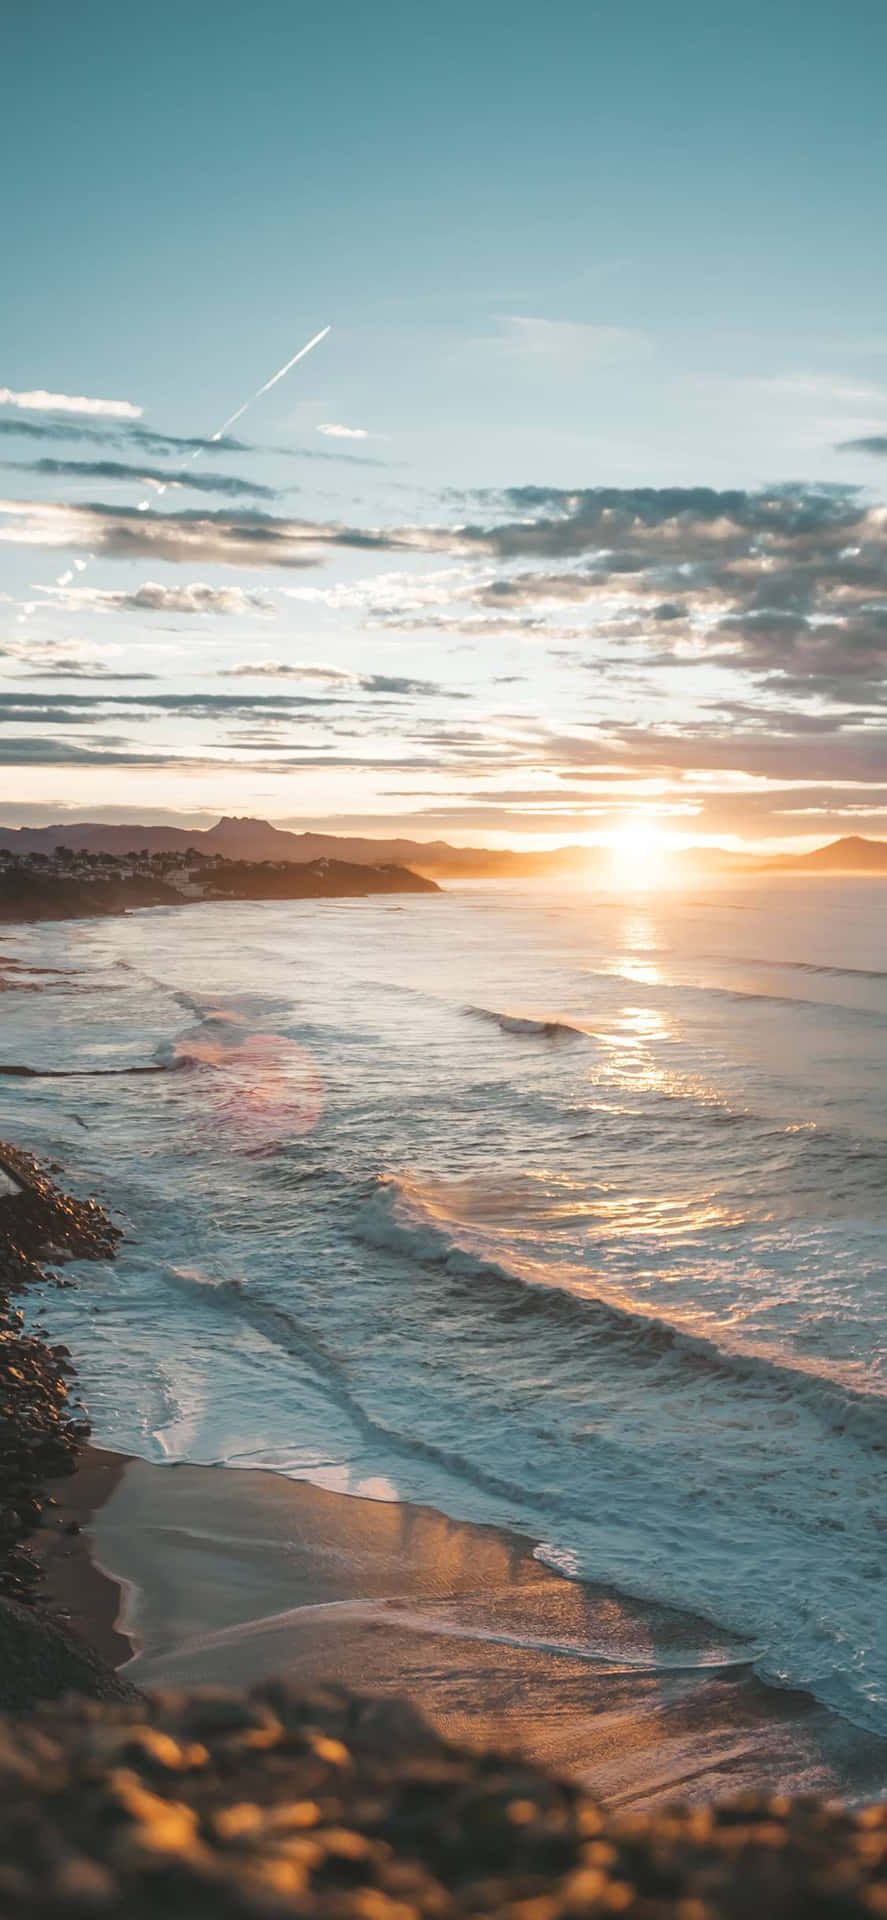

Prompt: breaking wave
xmin=354 ymin=1174 xmax=887 ymax=1452
xmin=0 ymin=1057 xmax=195 ymax=1078
xmin=466 ymin=1005 xmax=590 ymax=1040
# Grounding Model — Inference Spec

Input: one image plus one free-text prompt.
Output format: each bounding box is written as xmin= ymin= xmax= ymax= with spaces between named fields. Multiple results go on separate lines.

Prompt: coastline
xmin=5 ymin=1142 xmax=886 ymax=1810
xmin=47 ymin=1444 xmax=887 ymax=1811
xmin=34 ymin=1445 xmax=133 ymax=1668
xmin=0 ymin=852 xmax=438 ymax=929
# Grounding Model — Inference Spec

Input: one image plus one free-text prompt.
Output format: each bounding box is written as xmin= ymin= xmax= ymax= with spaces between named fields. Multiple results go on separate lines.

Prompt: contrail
xmin=21 ymin=321 xmax=332 ymax=606
xmin=209 ymin=326 xmax=331 ymax=442
xmin=142 ymin=324 xmax=331 ymax=504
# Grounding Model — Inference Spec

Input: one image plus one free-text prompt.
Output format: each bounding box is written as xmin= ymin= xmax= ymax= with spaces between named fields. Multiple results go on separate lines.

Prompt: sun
xmin=605 ymin=822 xmax=672 ymax=888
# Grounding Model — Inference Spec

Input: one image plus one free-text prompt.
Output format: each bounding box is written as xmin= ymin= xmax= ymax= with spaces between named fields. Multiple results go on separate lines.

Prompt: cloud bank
xmin=0 ymin=388 xmax=142 ymax=418
xmin=3 ymin=469 xmax=886 ymax=843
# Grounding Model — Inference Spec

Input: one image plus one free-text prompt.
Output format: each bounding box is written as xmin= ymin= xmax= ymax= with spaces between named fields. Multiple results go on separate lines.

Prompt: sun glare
xmin=605 ymin=823 xmax=672 ymax=888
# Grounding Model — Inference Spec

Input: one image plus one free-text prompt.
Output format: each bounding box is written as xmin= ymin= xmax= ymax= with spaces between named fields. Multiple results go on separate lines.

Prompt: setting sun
xmin=605 ymin=823 xmax=673 ymax=887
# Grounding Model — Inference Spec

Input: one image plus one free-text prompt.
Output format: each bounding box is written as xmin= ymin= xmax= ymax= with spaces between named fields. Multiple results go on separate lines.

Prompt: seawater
xmin=2 ymin=875 xmax=886 ymax=1733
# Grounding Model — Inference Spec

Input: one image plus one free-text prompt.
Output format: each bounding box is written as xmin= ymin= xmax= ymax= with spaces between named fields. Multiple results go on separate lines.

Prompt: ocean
xmin=2 ymin=875 xmax=886 ymax=1738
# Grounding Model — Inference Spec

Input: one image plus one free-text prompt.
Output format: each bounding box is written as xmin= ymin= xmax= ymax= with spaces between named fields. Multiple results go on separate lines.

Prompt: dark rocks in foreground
xmin=0 ymin=1595 xmax=134 ymax=1711
xmin=0 ymin=1144 xmax=129 ymax=1707
xmin=1 ymin=1682 xmax=885 ymax=1918
xmin=0 ymin=1144 xmax=119 ymax=1610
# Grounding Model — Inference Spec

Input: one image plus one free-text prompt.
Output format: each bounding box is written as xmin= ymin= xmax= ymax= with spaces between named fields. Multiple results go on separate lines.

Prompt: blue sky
xmin=2 ymin=0 xmax=887 ymax=846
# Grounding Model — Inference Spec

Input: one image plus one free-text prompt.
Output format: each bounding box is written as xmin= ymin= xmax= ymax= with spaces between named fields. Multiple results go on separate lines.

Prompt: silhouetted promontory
xmin=0 ymin=847 xmax=438 ymax=924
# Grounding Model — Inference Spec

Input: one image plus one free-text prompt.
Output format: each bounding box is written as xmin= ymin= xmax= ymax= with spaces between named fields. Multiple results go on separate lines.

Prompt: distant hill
xmin=766 ymin=835 xmax=887 ymax=873
xmin=0 ymin=815 xmax=884 ymax=877
xmin=0 ymin=815 xmax=598 ymax=879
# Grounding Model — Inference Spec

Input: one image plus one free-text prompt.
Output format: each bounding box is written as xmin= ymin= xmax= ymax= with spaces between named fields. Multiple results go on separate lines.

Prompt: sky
xmin=2 ymin=0 xmax=887 ymax=850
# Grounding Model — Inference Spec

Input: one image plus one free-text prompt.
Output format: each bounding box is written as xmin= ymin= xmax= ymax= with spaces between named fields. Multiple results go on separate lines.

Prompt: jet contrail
xmin=21 ymin=322 xmax=333 ymax=596
xmin=208 ymin=326 xmax=332 ymax=443
xmin=140 ymin=325 xmax=332 ymax=504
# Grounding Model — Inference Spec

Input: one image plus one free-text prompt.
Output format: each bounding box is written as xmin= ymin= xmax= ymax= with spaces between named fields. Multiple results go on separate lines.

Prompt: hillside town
xmin=0 ymin=844 xmax=228 ymax=891
xmin=0 ymin=846 xmax=438 ymax=923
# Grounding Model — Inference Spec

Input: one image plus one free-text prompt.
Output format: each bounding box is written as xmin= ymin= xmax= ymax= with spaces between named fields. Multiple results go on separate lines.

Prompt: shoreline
xmin=0 ymin=852 xmax=439 ymax=930
xmin=3 ymin=1107 xmax=886 ymax=1812
xmin=45 ymin=1443 xmax=887 ymax=1810
xmin=34 ymin=1445 xmax=133 ymax=1668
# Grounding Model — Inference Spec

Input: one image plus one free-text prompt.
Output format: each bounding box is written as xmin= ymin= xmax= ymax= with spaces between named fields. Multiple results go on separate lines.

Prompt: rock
xmin=0 ymin=1683 xmax=883 ymax=1916
xmin=0 ymin=1596 xmax=136 ymax=1710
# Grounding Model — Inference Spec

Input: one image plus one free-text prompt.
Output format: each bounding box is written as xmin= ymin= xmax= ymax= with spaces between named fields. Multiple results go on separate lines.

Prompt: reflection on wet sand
xmin=96 ymin=1455 xmax=887 ymax=1810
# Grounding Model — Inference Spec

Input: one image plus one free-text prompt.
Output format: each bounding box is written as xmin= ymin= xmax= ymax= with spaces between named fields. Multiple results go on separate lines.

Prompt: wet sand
xmin=35 ymin=1447 xmax=133 ymax=1668
xmin=46 ymin=1447 xmax=887 ymax=1810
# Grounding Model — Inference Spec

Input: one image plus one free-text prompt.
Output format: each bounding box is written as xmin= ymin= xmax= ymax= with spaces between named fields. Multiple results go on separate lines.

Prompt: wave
xmin=0 ymin=1057 xmax=194 ymax=1078
xmin=153 ymin=1208 xmax=887 ymax=1732
xmin=349 ymin=1601 xmax=756 ymax=1673
xmin=355 ymin=1175 xmax=887 ymax=1455
xmin=585 ymin=966 xmax=887 ymax=1019
xmin=602 ymin=947 xmax=887 ymax=987
xmin=719 ymin=955 xmax=887 ymax=985
xmin=158 ymin=1264 xmax=552 ymax=1511
xmin=466 ymin=1005 xmax=590 ymax=1040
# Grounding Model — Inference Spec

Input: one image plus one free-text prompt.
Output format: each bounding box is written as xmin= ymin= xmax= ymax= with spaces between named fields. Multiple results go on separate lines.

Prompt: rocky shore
xmin=2 ymin=1680 xmax=886 ymax=1918
xmin=0 ymin=1143 xmax=132 ymax=1706
xmin=2 ymin=1143 xmax=887 ymax=1916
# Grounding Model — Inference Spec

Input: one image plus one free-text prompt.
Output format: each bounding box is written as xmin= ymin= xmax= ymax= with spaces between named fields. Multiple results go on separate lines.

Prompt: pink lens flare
xmin=175 ymin=1027 xmax=323 ymax=1149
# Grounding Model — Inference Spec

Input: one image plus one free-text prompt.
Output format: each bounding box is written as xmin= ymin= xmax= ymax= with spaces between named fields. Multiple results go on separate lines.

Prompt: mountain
xmin=0 ymin=815 xmax=884 ymax=877
xmin=765 ymin=836 xmax=887 ymax=873
xmin=0 ymin=815 xmax=600 ymax=879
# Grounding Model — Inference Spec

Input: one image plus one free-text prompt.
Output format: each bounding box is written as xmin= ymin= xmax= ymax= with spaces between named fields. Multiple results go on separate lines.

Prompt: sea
xmin=2 ymin=874 xmax=886 ymax=1739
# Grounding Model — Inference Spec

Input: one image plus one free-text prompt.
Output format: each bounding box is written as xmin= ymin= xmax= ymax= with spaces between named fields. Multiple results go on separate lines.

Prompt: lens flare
xmin=175 ymin=1026 xmax=323 ymax=1150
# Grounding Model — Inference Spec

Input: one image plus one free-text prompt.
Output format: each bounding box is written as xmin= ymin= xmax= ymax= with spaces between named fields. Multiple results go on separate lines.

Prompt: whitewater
xmin=1 ymin=874 xmax=886 ymax=1735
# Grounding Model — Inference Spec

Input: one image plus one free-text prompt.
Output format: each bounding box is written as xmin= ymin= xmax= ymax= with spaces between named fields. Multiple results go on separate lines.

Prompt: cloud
xmin=8 ymin=457 xmax=278 ymax=499
xmin=0 ymin=388 xmax=142 ymax=418
xmin=0 ymin=418 xmax=252 ymax=455
xmin=41 ymin=581 xmax=274 ymax=616
xmin=0 ymin=499 xmax=337 ymax=568
xmin=0 ymin=636 xmax=155 ymax=680
xmin=0 ymin=737 xmax=193 ymax=767
xmin=0 ymin=497 xmax=425 ymax=568
xmin=219 ymin=662 xmax=467 ymax=698
xmin=23 ymin=665 xmax=156 ymax=681
xmin=0 ymin=692 xmax=337 ymax=724
xmin=317 ymin=423 xmax=370 ymax=440
xmin=0 ymin=687 xmax=465 ymax=724
xmin=281 ymin=568 xmax=472 ymax=614
xmin=4 ymin=473 xmax=887 ymax=839
xmin=453 ymin=483 xmax=867 ymax=561
xmin=363 ymin=674 xmax=466 ymax=697
xmin=220 ymin=662 xmax=356 ymax=682
xmin=0 ymin=416 xmax=386 ymax=466
xmin=836 ymin=435 xmax=887 ymax=456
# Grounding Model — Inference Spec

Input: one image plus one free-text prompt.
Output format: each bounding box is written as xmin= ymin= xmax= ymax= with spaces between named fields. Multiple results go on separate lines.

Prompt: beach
xmin=3 ymin=876 xmax=887 ymax=1809
xmin=38 ymin=1443 xmax=887 ymax=1810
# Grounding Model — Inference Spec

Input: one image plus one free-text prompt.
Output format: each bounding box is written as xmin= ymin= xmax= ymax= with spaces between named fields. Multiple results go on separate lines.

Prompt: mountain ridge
xmin=0 ymin=815 xmax=884 ymax=876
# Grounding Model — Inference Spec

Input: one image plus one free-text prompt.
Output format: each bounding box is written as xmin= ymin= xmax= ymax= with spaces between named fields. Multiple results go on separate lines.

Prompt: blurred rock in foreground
xmin=0 ymin=1682 xmax=885 ymax=1918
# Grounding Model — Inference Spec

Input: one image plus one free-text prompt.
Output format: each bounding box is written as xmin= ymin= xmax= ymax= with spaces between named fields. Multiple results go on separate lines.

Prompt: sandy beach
xmin=40 ymin=1445 xmax=887 ymax=1812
